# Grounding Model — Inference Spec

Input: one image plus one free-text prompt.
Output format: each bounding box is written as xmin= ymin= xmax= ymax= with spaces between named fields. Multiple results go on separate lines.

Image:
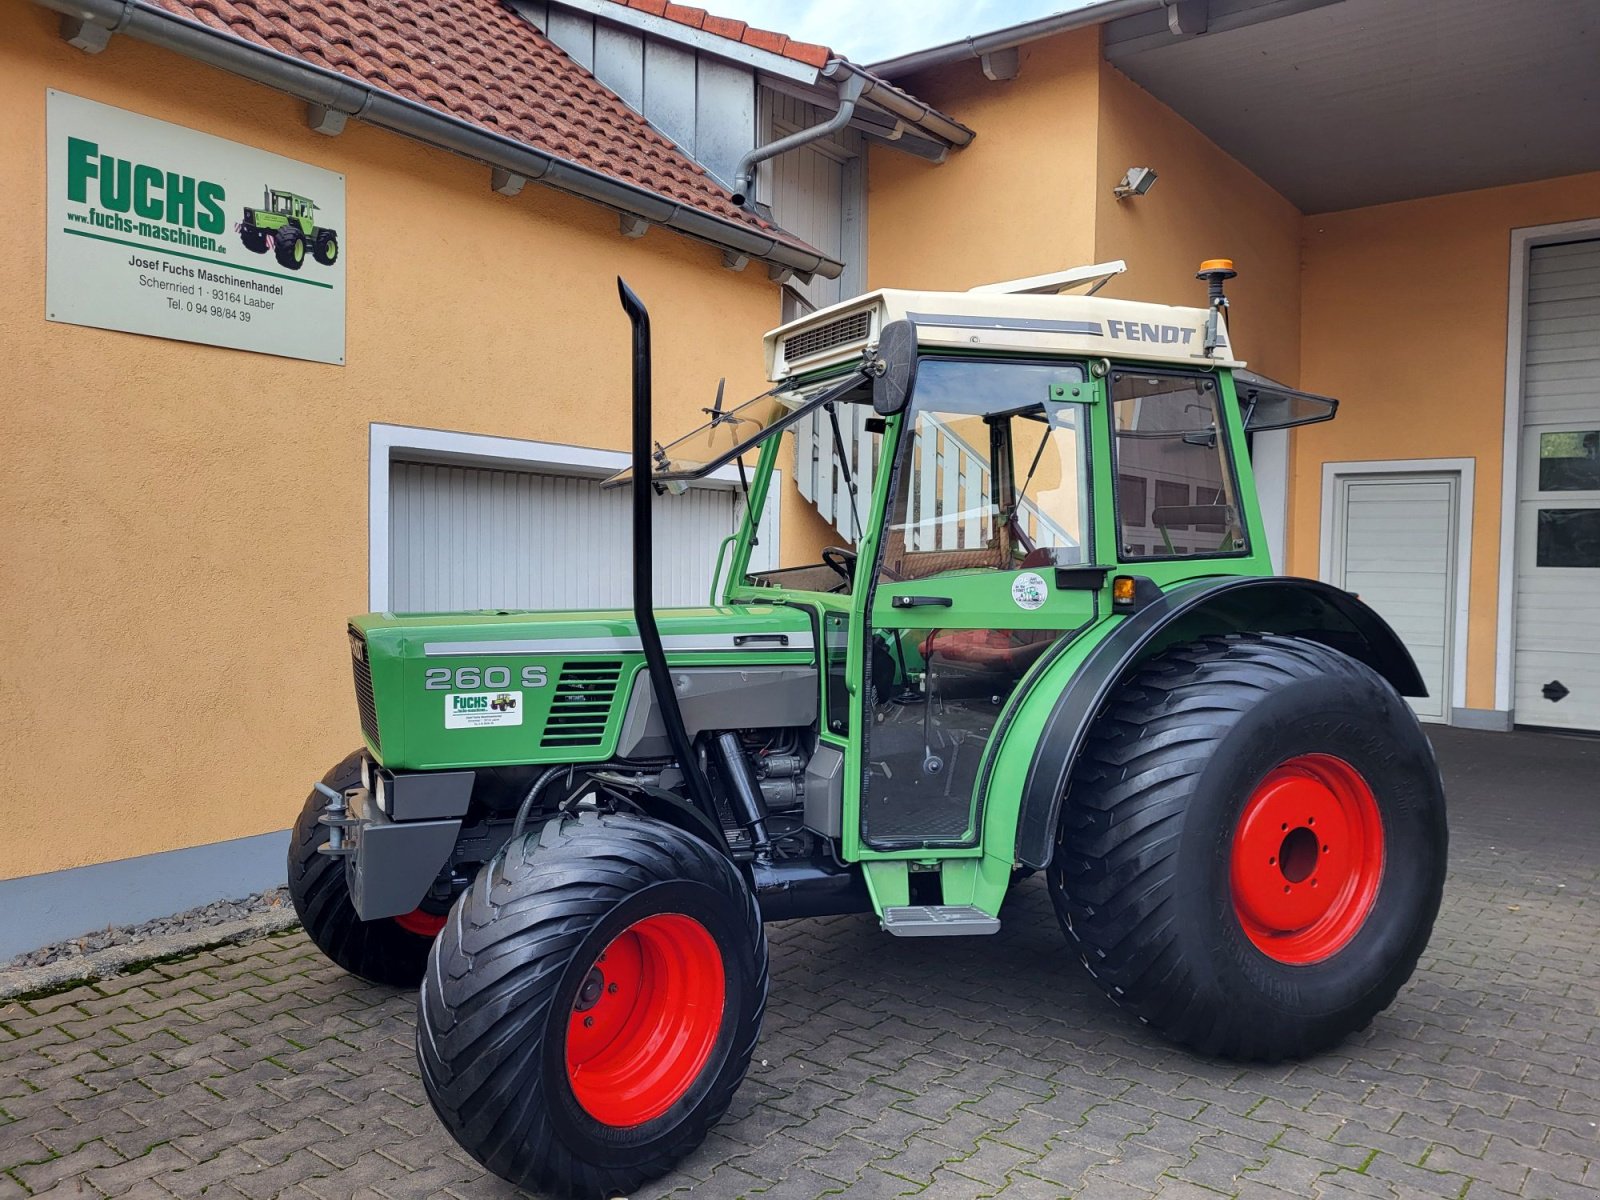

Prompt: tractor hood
xmin=347 ymin=604 xmax=816 ymax=770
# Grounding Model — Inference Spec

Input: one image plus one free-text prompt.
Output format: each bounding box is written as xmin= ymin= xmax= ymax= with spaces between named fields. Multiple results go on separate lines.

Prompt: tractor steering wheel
xmin=821 ymin=546 xmax=857 ymax=589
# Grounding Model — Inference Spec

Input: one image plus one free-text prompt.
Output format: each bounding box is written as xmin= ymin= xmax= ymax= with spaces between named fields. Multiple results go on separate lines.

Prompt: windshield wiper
xmin=825 ymin=401 xmax=863 ymax=543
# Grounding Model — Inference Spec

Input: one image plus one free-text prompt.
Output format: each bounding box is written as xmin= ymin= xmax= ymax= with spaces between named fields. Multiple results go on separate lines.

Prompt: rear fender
xmin=1010 ymin=576 xmax=1426 ymax=870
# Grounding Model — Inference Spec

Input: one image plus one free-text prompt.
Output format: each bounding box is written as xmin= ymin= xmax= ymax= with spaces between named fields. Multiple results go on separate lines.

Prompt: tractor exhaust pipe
xmin=616 ymin=279 xmax=719 ymax=823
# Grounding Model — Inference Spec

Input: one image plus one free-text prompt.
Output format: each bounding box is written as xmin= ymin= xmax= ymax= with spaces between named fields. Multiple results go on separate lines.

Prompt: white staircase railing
xmin=793 ymin=407 xmax=1076 ymax=552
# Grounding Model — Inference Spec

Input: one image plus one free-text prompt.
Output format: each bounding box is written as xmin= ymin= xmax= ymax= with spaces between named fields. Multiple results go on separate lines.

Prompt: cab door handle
xmin=891 ymin=595 xmax=953 ymax=609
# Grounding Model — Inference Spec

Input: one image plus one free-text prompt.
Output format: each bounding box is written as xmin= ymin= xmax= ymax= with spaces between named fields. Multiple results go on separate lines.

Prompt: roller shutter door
xmin=388 ymin=460 xmax=740 ymax=613
xmin=1514 ymin=238 xmax=1600 ymax=731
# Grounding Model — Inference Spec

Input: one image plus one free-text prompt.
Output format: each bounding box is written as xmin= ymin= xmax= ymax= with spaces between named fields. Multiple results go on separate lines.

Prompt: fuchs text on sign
xmin=46 ymin=90 xmax=346 ymax=365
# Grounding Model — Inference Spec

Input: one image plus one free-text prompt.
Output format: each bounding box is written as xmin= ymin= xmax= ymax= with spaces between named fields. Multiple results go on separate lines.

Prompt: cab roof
xmin=765 ymin=286 xmax=1242 ymax=379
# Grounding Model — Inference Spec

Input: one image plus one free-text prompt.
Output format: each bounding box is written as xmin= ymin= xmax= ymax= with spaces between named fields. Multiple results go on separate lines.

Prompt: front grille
xmin=541 ymin=660 xmax=623 ymax=749
xmin=350 ymin=628 xmax=380 ymax=751
xmin=782 ymin=309 xmax=872 ymax=364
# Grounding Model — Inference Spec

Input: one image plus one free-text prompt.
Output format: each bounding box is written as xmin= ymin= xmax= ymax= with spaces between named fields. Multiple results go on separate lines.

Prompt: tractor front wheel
xmin=1050 ymin=634 xmax=1446 ymax=1061
xmin=273 ymin=228 xmax=304 ymax=270
xmin=313 ymin=229 xmax=339 ymax=265
xmin=240 ymin=228 xmax=269 ymax=254
xmin=417 ymin=812 xmax=767 ymax=1198
xmin=287 ymin=751 xmax=440 ymax=987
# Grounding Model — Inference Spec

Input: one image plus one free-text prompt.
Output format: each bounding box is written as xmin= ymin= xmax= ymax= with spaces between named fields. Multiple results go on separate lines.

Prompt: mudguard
xmin=1014 ymin=576 xmax=1427 ymax=869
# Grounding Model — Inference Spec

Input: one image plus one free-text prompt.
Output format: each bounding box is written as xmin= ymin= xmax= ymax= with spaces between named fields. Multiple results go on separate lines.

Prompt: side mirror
xmin=864 ymin=319 xmax=918 ymax=416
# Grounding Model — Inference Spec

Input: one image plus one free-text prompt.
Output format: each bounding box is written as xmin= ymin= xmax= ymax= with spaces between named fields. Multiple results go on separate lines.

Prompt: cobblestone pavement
xmin=3 ymin=728 xmax=1597 ymax=1200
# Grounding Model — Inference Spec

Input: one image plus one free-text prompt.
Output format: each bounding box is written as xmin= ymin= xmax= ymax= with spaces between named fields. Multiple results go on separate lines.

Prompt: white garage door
xmin=1332 ymin=474 xmax=1459 ymax=722
xmin=388 ymin=460 xmax=748 ymax=613
xmin=1513 ymin=238 xmax=1600 ymax=731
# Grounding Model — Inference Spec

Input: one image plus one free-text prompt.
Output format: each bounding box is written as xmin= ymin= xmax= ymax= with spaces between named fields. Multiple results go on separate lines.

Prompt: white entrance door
xmin=1512 ymin=238 xmax=1600 ymax=731
xmin=387 ymin=459 xmax=745 ymax=613
xmin=1332 ymin=474 xmax=1460 ymax=722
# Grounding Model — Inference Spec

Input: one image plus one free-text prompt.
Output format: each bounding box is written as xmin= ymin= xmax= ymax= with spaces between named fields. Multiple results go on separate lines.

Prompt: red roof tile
xmin=147 ymin=0 xmax=818 ymax=253
xmin=600 ymin=0 xmax=834 ymax=68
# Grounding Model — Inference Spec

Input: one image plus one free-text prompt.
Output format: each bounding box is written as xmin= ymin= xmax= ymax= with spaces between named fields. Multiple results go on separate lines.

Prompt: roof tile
xmin=147 ymin=0 xmax=817 ymax=253
xmin=600 ymin=0 xmax=836 ymax=66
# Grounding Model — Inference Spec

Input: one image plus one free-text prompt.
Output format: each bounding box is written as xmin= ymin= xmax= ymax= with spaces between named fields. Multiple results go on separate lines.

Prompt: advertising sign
xmin=46 ymin=90 xmax=346 ymax=365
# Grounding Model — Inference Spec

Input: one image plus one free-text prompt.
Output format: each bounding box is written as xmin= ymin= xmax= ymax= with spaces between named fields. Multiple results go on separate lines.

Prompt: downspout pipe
xmin=731 ymin=71 xmax=867 ymax=208
xmin=34 ymin=0 xmax=844 ymax=280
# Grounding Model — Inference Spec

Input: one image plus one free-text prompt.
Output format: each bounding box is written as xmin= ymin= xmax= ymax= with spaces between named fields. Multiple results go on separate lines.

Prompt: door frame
xmin=367 ymin=422 xmax=779 ymax=613
xmin=1319 ymin=458 xmax=1475 ymax=719
xmin=1495 ymin=218 xmax=1600 ymax=715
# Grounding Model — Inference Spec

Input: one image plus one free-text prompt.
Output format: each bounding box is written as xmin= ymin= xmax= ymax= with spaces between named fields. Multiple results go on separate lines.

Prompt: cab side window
xmin=1111 ymin=372 xmax=1246 ymax=560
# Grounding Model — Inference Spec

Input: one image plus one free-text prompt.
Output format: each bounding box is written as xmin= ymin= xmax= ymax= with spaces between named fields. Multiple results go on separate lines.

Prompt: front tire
xmin=288 ymin=751 xmax=440 ymax=988
xmin=418 ymin=812 xmax=767 ymax=1199
xmin=313 ymin=229 xmax=339 ymax=265
xmin=273 ymin=228 xmax=304 ymax=269
xmin=1050 ymin=634 xmax=1447 ymax=1061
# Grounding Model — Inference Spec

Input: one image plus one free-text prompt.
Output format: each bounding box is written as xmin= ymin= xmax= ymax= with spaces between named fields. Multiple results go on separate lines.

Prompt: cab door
xmin=854 ymin=358 xmax=1101 ymax=851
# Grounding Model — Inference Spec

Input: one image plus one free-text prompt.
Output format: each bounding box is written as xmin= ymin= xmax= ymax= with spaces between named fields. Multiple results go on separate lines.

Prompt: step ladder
xmin=880 ymin=905 xmax=1001 ymax=937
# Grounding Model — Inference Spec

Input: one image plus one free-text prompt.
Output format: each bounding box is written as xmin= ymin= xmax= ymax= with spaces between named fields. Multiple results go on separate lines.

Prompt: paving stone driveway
xmin=3 ymin=727 xmax=1598 ymax=1200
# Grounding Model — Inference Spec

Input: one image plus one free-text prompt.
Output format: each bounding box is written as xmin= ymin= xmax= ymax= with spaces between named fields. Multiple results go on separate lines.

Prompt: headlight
xmin=359 ymin=755 xmax=371 ymax=791
xmin=374 ymin=772 xmax=388 ymax=815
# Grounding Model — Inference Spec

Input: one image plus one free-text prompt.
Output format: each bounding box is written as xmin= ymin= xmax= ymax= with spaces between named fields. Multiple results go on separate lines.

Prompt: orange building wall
xmin=1093 ymin=61 xmax=1302 ymax=385
xmin=0 ymin=8 xmax=787 ymax=879
xmin=1294 ymin=171 xmax=1600 ymax=710
xmin=866 ymin=29 xmax=1102 ymax=292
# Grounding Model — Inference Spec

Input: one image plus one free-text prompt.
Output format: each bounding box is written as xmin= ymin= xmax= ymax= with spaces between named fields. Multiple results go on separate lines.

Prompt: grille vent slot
xmin=782 ymin=309 xmax=872 ymax=364
xmin=350 ymin=630 xmax=380 ymax=751
xmin=541 ymin=660 xmax=623 ymax=749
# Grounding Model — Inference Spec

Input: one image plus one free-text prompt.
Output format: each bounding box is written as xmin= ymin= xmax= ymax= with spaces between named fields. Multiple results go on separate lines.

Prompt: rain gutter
xmin=821 ymin=61 xmax=976 ymax=149
xmin=869 ymin=0 xmax=1164 ymax=77
xmin=36 ymin=0 xmax=844 ymax=279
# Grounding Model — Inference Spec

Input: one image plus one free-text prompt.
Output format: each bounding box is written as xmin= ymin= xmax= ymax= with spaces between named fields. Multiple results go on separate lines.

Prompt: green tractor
xmin=238 ymin=186 xmax=338 ymax=270
xmin=290 ymin=261 xmax=1447 ymax=1198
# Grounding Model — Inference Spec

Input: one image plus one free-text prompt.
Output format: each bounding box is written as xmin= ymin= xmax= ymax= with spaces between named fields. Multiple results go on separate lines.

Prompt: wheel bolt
xmin=583 ymin=1016 xmax=594 ymax=1028
xmin=607 ymin=982 xmax=618 ymax=994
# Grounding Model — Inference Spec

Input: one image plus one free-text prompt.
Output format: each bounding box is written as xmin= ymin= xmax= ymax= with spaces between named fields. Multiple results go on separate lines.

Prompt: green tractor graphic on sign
xmin=238 ymin=187 xmax=338 ymax=270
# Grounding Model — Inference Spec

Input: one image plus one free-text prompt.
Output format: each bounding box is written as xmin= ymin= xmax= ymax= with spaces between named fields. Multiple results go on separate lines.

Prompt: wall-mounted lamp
xmin=1113 ymin=166 xmax=1158 ymax=199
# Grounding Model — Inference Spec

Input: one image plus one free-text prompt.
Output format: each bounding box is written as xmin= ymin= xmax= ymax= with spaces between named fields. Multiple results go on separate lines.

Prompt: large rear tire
xmin=288 ymin=751 xmax=440 ymax=988
xmin=1049 ymin=634 xmax=1447 ymax=1061
xmin=417 ymin=812 xmax=767 ymax=1199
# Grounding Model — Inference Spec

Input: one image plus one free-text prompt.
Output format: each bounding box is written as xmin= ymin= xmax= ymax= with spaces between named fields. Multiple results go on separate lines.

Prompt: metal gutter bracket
xmin=60 ymin=1 xmax=133 ymax=52
xmin=980 ymin=47 xmax=1020 ymax=81
xmin=1164 ymin=0 xmax=1209 ymax=36
xmin=307 ymin=103 xmax=348 ymax=135
xmin=490 ymin=168 xmax=526 ymax=197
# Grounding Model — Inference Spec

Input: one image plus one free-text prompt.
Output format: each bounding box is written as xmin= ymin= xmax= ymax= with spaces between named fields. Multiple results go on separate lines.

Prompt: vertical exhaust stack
xmin=616 ymin=279 xmax=717 ymax=819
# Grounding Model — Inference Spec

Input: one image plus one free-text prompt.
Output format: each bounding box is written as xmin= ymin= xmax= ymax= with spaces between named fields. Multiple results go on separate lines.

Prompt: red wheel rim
xmin=392 ymin=908 xmax=446 ymax=937
xmin=1230 ymin=754 xmax=1384 ymax=964
xmin=565 ymin=913 xmax=725 ymax=1127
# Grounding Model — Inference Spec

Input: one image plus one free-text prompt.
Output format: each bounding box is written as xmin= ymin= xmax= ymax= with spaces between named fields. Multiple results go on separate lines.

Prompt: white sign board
xmin=46 ymin=90 xmax=346 ymax=364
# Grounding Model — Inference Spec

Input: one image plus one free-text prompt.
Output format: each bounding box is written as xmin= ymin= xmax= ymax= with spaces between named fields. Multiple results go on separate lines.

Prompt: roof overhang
xmin=876 ymin=0 xmax=1600 ymax=213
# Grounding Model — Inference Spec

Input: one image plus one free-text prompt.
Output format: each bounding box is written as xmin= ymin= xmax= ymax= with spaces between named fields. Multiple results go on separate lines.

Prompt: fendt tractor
xmin=237 ymin=187 xmax=338 ymax=271
xmin=290 ymin=260 xmax=1447 ymax=1198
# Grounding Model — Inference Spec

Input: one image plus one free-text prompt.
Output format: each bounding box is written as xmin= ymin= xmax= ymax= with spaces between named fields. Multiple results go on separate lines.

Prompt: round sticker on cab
xmin=1012 ymin=571 xmax=1049 ymax=610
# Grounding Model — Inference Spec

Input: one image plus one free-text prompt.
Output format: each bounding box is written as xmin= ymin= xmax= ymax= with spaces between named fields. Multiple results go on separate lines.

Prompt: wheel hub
xmin=1230 ymin=754 xmax=1384 ymax=964
xmin=564 ymin=913 xmax=725 ymax=1128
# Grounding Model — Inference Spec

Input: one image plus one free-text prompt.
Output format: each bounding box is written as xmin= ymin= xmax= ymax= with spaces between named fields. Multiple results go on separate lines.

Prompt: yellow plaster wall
xmin=866 ymin=29 xmax=1102 ymax=292
xmin=1294 ymin=172 xmax=1600 ymax=711
xmin=1092 ymin=61 xmax=1303 ymax=384
xmin=0 ymin=8 xmax=788 ymax=879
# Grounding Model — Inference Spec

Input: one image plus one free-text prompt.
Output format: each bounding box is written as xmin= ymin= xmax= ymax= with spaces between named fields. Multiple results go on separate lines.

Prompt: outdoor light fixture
xmin=1113 ymin=166 xmax=1158 ymax=199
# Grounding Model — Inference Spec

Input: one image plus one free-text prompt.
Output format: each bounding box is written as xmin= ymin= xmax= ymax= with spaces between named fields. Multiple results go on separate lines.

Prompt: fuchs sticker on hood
xmin=445 ymin=691 xmax=523 ymax=729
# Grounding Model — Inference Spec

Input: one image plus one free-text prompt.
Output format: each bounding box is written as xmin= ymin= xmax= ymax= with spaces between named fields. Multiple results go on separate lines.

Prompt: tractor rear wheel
xmin=287 ymin=751 xmax=440 ymax=987
xmin=418 ymin=812 xmax=766 ymax=1199
xmin=273 ymin=227 xmax=304 ymax=270
xmin=1050 ymin=634 xmax=1446 ymax=1062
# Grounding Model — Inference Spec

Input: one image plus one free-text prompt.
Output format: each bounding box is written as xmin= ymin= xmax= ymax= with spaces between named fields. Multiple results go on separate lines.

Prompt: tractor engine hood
xmin=346 ymin=604 xmax=816 ymax=770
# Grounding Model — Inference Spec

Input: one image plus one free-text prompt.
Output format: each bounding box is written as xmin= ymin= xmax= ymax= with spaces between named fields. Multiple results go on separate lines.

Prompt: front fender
xmin=1007 ymin=576 xmax=1426 ymax=870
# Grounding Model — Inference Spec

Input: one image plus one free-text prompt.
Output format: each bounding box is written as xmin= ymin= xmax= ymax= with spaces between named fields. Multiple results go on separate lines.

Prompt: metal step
xmin=880 ymin=905 xmax=1001 ymax=937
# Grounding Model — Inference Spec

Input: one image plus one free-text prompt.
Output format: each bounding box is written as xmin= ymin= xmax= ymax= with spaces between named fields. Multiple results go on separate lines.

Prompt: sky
xmin=697 ymin=1 xmax=1096 ymax=65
